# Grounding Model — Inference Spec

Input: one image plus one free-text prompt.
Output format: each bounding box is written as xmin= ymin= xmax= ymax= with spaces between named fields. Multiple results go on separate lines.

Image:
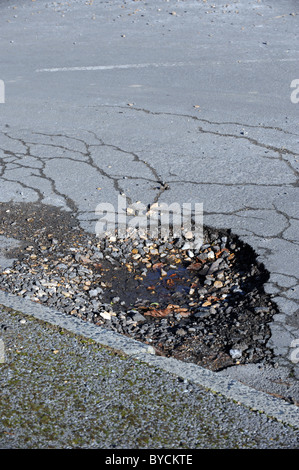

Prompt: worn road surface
xmin=0 ymin=0 xmax=299 ymax=449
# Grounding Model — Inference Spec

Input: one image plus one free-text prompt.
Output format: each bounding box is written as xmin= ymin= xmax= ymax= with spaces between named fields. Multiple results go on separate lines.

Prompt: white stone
xmin=100 ymin=311 xmax=115 ymax=320
xmin=184 ymin=231 xmax=194 ymax=240
xmin=229 ymin=349 xmax=242 ymax=359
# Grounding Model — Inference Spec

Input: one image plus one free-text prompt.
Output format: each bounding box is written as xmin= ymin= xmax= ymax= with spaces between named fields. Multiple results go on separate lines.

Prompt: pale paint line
xmin=35 ymin=57 xmax=299 ymax=73
xmin=35 ymin=62 xmax=188 ymax=73
xmin=238 ymin=58 xmax=299 ymax=64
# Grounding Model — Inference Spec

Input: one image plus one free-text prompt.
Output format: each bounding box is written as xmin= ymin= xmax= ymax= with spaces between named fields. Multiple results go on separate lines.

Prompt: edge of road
xmin=0 ymin=289 xmax=298 ymax=430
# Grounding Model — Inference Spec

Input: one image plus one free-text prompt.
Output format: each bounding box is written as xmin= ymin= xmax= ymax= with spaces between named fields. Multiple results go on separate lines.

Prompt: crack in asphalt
xmin=120 ymin=106 xmax=299 ymax=183
xmin=98 ymin=104 xmax=299 ymax=139
xmin=0 ymin=128 xmax=169 ymax=209
xmin=0 ymin=108 xmax=298 ymax=273
xmin=1 ymin=110 xmax=298 ymax=251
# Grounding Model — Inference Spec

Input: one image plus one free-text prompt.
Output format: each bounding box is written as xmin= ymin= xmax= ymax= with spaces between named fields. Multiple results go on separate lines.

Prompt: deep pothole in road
xmin=0 ymin=202 xmax=279 ymax=371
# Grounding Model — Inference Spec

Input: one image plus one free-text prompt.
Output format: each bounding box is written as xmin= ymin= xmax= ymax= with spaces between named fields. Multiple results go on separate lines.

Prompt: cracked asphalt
xmin=0 ymin=0 xmax=299 ymax=448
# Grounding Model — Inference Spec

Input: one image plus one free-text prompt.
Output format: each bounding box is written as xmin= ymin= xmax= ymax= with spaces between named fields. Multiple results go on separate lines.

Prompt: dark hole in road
xmin=104 ymin=263 xmax=196 ymax=311
xmin=0 ymin=202 xmax=278 ymax=372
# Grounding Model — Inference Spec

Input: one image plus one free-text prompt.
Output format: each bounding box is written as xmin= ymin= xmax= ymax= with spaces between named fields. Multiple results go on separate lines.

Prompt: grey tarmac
xmin=0 ymin=0 xmax=299 ymax=449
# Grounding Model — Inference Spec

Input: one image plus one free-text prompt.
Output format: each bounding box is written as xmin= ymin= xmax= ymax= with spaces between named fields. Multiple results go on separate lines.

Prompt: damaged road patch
xmin=0 ymin=202 xmax=279 ymax=375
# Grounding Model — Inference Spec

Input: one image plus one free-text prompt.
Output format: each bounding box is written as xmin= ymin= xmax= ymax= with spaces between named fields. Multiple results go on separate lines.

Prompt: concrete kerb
xmin=0 ymin=290 xmax=298 ymax=429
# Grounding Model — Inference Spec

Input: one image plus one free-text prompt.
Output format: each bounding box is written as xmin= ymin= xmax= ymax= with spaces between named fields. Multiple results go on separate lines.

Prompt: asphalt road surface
xmin=0 ymin=0 xmax=299 ymax=449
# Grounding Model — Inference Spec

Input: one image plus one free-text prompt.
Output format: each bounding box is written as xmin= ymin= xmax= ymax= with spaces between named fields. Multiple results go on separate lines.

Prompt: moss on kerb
xmin=0 ymin=303 xmax=116 ymax=355
xmin=0 ymin=303 xmax=293 ymax=416
xmin=0 ymin=304 xmax=298 ymax=449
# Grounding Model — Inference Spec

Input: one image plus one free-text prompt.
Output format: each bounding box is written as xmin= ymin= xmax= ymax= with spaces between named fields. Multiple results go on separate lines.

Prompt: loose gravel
xmin=0 ymin=305 xmax=298 ymax=449
xmin=0 ymin=202 xmax=278 ymax=373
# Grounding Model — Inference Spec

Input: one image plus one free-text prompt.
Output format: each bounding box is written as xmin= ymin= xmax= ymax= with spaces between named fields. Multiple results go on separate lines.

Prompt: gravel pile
xmin=0 ymin=203 xmax=278 ymax=371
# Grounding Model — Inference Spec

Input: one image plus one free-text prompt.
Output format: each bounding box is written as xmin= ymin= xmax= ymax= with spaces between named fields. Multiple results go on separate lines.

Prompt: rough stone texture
xmin=0 ymin=0 xmax=298 ymax=428
xmin=0 ymin=305 xmax=299 ymax=448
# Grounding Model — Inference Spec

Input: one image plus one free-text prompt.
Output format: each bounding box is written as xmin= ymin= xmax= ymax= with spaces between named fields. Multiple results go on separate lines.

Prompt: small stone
xmin=213 ymin=280 xmax=223 ymax=288
xmin=198 ymin=287 xmax=208 ymax=295
xmin=194 ymin=308 xmax=211 ymax=319
xmin=254 ymin=306 xmax=270 ymax=314
xmin=176 ymin=328 xmax=187 ymax=336
xmin=184 ymin=231 xmax=193 ymax=240
xmin=131 ymin=312 xmax=146 ymax=323
xmin=182 ymin=242 xmax=192 ymax=250
xmin=229 ymin=349 xmax=242 ymax=359
xmin=89 ymin=289 xmax=98 ymax=297
xmin=207 ymin=259 xmax=222 ymax=274
xmin=100 ymin=311 xmax=114 ymax=320
xmin=62 ymin=291 xmax=71 ymax=297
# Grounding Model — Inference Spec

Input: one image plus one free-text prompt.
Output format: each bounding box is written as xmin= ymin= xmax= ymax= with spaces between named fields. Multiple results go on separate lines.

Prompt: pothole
xmin=0 ymin=203 xmax=279 ymax=371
